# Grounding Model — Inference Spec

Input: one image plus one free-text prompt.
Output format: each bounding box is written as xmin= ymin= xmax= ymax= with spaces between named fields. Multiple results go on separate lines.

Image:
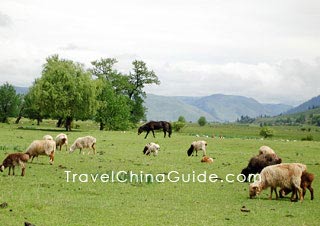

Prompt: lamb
xmin=69 ymin=136 xmax=96 ymax=154
xmin=201 ymin=156 xmax=213 ymax=163
xmin=55 ymin=133 xmax=68 ymax=151
xmin=187 ymin=140 xmax=207 ymax=156
xmin=43 ymin=135 xmax=53 ymax=140
xmin=143 ymin=142 xmax=160 ymax=156
xmin=241 ymin=153 xmax=282 ymax=182
xmin=25 ymin=139 xmax=56 ymax=165
xmin=279 ymin=171 xmax=314 ymax=200
xmin=249 ymin=163 xmax=307 ymax=202
xmin=0 ymin=152 xmax=30 ymax=176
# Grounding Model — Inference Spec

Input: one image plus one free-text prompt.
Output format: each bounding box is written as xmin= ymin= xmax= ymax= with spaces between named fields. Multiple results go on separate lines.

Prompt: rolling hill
xmin=285 ymin=95 xmax=320 ymax=114
xmin=144 ymin=93 xmax=292 ymax=122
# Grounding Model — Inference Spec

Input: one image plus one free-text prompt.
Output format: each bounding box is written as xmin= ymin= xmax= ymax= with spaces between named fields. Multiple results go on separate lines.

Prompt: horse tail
xmin=187 ymin=144 xmax=194 ymax=156
xmin=167 ymin=122 xmax=172 ymax=137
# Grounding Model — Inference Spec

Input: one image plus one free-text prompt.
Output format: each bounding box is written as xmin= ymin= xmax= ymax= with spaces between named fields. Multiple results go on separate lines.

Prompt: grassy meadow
xmin=0 ymin=119 xmax=319 ymax=226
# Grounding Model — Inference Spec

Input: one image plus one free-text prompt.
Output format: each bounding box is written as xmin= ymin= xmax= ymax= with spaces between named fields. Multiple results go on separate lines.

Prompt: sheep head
xmin=0 ymin=165 xmax=4 ymax=172
xmin=249 ymin=184 xmax=261 ymax=198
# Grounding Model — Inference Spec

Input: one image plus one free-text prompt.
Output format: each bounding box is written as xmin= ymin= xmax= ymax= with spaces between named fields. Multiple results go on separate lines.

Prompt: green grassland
xmin=0 ymin=120 xmax=319 ymax=226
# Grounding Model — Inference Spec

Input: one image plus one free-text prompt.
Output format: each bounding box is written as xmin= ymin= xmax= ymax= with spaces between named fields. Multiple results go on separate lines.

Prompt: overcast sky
xmin=1 ymin=0 xmax=320 ymax=105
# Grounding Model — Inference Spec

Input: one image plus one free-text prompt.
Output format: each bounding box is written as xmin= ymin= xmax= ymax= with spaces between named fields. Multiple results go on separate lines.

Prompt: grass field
xmin=0 ymin=119 xmax=319 ymax=226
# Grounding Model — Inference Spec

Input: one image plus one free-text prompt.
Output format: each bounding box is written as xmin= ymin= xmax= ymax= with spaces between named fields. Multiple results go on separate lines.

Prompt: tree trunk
xmin=15 ymin=116 xmax=22 ymax=124
xmin=56 ymin=118 xmax=63 ymax=127
xmin=100 ymin=122 xmax=105 ymax=131
xmin=65 ymin=117 xmax=72 ymax=131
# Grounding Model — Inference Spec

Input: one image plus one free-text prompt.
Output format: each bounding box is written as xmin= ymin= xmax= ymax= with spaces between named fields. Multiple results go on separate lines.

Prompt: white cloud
xmin=0 ymin=0 xmax=320 ymax=104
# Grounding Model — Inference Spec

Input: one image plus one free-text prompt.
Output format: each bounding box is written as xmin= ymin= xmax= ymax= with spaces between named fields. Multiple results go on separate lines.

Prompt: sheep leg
xmin=163 ymin=130 xmax=166 ymax=138
xmin=297 ymin=187 xmax=304 ymax=202
xmin=269 ymin=187 xmax=274 ymax=200
xmin=92 ymin=144 xmax=96 ymax=155
xmin=308 ymin=186 xmax=314 ymax=200
xmin=202 ymin=149 xmax=206 ymax=157
xmin=290 ymin=187 xmax=298 ymax=202
xmin=8 ymin=167 xmax=11 ymax=176
xmin=49 ymin=151 xmax=54 ymax=165
xmin=151 ymin=130 xmax=156 ymax=138
xmin=12 ymin=166 xmax=15 ymax=176
xmin=274 ymin=187 xmax=279 ymax=200
xmin=195 ymin=150 xmax=198 ymax=156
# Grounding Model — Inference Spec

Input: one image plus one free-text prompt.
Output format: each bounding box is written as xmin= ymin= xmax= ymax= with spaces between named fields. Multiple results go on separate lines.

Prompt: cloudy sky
xmin=1 ymin=0 xmax=320 ymax=105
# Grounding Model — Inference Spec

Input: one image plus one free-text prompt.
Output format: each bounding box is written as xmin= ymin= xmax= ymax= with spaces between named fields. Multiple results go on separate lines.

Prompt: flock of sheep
xmin=0 ymin=133 xmax=96 ymax=176
xmin=0 ymin=130 xmax=315 ymax=202
xmin=242 ymin=145 xmax=314 ymax=202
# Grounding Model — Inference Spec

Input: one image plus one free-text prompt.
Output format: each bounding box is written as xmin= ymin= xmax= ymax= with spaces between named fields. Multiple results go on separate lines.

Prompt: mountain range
xmin=285 ymin=95 xmax=320 ymax=115
xmin=144 ymin=94 xmax=293 ymax=122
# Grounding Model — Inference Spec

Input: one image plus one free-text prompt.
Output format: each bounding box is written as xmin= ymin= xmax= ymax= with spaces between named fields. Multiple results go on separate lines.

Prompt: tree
xmin=94 ymin=79 xmax=131 ymax=130
xmin=198 ymin=116 xmax=207 ymax=126
xmin=29 ymin=55 xmax=97 ymax=131
xmin=127 ymin=60 xmax=160 ymax=123
xmin=173 ymin=116 xmax=186 ymax=132
xmin=260 ymin=127 xmax=274 ymax=138
xmin=91 ymin=58 xmax=132 ymax=130
xmin=0 ymin=82 xmax=20 ymax=123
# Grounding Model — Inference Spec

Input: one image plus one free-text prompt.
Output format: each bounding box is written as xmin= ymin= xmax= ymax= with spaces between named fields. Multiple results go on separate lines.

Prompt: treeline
xmin=0 ymin=55 xmax=160 ymax=131
xmin=237 ymin=111 xmax=320 ymax=127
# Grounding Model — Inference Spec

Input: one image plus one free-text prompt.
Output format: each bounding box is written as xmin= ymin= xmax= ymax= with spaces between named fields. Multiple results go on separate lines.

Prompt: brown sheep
xmin=279 ymin=171 xmax=314 ymax=200
xmin=241 ymin=153 xmax=282 ymax=182
xmin=0 ymin=153 xmax=30 ymax=176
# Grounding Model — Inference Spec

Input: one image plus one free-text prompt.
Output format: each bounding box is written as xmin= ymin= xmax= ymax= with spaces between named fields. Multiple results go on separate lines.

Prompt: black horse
xmin=138 ymin=121 xmax=172 ymax=139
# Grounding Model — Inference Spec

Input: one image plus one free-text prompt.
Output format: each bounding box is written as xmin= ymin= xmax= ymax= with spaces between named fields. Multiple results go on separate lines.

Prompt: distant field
xmin=0 ymin=119 xmax=319 ymax=226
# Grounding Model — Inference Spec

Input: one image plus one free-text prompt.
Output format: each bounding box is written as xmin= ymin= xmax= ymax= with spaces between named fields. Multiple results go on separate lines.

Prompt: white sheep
xmin=249 ymin=163 xmax=307 ymax=202
xmin=69 ymin=136 xmax=96 ymax=154
xmin=55 ymin=133 xmax=68 ymax=151
xmin=0 ymin=152 xmax=30 ymax=176
xmin=187 ymin=140 xmax=207 ymax=156
xmin=143 ymin=142 xmax=160 ymax=156
xmin=43 ymin=135 xmax=53 ymax=140
xmin=258 ymin=146 xmax=276 ymax=155
xmin=25 ymin=140 xmax=56 ymax=165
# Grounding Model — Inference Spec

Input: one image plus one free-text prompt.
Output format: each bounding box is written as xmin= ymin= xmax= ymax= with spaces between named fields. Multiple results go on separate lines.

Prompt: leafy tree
xmin=198 ymin=116 xmax=207 ymax=126
xmin=0 ymin=82 xmax=20 ymax=123
xmin=259 ymin=127 xmax=274 ymax=138
xmin=178 ymin=116 xmax=186 ymax=123
xmin=91 ymin=58 xmax=132 ymax=130
xmin=127 ymin=60 xmax=160 ymax=123
xmin=94 ymin=79 xmax=131 ymax=130
xmin=29 ymin=55 xmax=97 ymax=131
xmin=173 ymin=115 xmax=187 ymax=132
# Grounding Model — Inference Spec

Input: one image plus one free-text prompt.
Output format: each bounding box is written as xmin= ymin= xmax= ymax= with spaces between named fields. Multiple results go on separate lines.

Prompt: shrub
xmin=173 ymin=121 xmax=186 ymax=132
xmin=301 ymin=135 xmax=313 ymax=141
xmin=198 ymin=116 xmax=207 ymax=126
xmin=259 ymin=127 xmax=274 ymax=138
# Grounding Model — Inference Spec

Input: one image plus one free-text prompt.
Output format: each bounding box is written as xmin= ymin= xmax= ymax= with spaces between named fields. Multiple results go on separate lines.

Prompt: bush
xmin=173 ymin=121 xmax=186 ymax=132
xmin=259 ymin=127 xmax=274 ymax=138
xmin=198 ymin=116 xmax=207 ymax=126
xmin=301 ymin=135 xmax=313 ymax=141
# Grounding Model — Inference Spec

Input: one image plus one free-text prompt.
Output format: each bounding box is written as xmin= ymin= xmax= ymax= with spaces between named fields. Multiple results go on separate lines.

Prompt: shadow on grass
xmin=17 ymin=126 xmax=83 ymax=132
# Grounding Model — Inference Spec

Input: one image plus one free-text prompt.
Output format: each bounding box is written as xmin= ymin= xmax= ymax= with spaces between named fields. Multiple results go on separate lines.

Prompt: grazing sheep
xmin=69 ymin=136 xmax=96 ymax=154
xmin=201 ymin=156 xmax=213 ymax=163
xmin=43 ymin=135 xmax=53 ymax=140
xmin=55 ymin=133 xmax=68 ymax=151
xmin=279 ymin=171 xmax=315 ymax=200
xmin=249 ymin=163 xmax=307 ymax=202
xmin=143 ymin=142 xmax=160 ymax=156
xmin=187 ymin=140 xmax=207 ymax=156
xmin=241 ymin=153 xmax=282 ymax=182
xmin=0 ymin=152 xmax=30 ymax=176
xmin=25 ymin=140 xmax=56 ymax=165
